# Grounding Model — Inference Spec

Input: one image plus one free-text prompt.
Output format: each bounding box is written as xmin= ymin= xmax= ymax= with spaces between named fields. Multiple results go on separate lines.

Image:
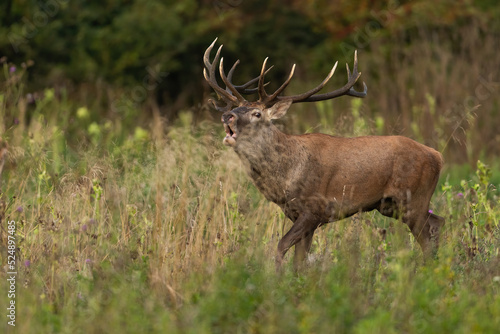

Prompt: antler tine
xmin=225 ymin=59 xmax=244 ymax=95
xmin=346 ymin=81 xmax=368 ymax=98
xmin=258 ymin=57 xmax=270 ymax=101
xmin=202 ymin=38 xmax=217 ymax=68
xmin=203 ymin=39 xmax=238 ymax=106
xmin=234 ymin=65 xmax=273 ymax=92
xmin=225 ymin=60 xmax=273 ymax=94
xmin=203 ymin=67 xmax=236 ymax=104
xmin=344 ymin=50 xmax=368 ymax=97
xmin=267 ymin=64 xmax=296 ymax=102
xmin=226 ymin=59 xmax=240 ymax=85
xmin=203 ymin=37 xmax=218 ymax=68
xmin=343 ymin=59 xmax=367 ymax=98
xmin=220 ymin=57 xmax=245 ymax=102
xmin=208 ymin=98 xmax=233 ymax=113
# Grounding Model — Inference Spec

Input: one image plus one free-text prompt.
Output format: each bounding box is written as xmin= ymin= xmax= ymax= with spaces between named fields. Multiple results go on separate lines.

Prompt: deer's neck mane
xmin=234 ymin=123 xmax=309 ymax=204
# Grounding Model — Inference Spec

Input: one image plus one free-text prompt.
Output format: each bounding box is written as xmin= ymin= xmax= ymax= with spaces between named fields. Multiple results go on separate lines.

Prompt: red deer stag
xmin=203 ymin=38 xmax=445 ymax=269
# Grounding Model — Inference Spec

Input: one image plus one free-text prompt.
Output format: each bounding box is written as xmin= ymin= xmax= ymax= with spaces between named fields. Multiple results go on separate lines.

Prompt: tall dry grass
xmin=1 ymin=101 xmax=499 ymax=332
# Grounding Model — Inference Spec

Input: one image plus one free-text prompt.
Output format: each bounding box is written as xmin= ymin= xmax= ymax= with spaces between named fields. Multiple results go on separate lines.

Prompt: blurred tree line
xmin=1 ymin=0 xmax=500 ymax=163
xmin=1 ymin=0 xmax=497 ymax=109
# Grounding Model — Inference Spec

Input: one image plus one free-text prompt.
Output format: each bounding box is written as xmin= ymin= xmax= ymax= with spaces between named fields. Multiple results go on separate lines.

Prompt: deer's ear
xmin=266 ymin=100 xmax=293 ymax=120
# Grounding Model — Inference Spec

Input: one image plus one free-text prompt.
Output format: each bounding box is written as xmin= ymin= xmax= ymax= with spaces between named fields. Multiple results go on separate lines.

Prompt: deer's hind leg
xmin=294 ymin=230 xmax=315 ymax=270
xmin=404 ymin=207 xmax=445 ymax=258
xmin=377 ymin=196 xmax=445 ymax=258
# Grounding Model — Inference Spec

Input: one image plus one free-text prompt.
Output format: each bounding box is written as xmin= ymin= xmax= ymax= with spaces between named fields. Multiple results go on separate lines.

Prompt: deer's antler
xmin=257 ymin=51 xmax=367 ymax=107
xmin=203 ymin=38 xmax=272 ymax=112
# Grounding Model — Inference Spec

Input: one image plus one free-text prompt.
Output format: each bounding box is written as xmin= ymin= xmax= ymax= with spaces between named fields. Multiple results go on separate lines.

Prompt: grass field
xmin=1 ymin=56 xmax=500 ymax=333
xmin=1 ymin=99 xmax=499 ymax=333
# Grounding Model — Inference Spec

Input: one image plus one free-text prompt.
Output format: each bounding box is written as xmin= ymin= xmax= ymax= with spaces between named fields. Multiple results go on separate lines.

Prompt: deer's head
xmin=203 ymin=38 xmax=367 ymax=147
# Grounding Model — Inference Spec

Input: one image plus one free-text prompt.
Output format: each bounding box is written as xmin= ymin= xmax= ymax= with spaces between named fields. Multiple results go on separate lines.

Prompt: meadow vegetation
xmin=1 ymin=59 xmax=499 ymax=333
xmin=1 ymin=1 xmax=500 ymax=332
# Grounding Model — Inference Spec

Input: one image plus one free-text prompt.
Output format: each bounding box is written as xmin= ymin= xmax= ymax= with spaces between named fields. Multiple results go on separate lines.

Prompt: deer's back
xmin=294 ymin=133 xmax=443 ymax=215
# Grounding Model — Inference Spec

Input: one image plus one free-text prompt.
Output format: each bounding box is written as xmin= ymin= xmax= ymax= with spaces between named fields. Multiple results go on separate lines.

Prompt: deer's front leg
xmin=276 ymin=213 xmax=318 ymax=270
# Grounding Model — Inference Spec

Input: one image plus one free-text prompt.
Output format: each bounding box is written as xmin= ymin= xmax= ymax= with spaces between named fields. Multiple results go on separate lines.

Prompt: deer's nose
xmin=222 ymin=113 xmax=235 ymax=124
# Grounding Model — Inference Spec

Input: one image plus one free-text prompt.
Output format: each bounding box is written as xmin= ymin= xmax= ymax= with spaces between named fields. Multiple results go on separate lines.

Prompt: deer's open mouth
xmin=224 ymin=124 xmax=237 ymax=138
xmin=223 ymin=123 xmax=237 ymax=147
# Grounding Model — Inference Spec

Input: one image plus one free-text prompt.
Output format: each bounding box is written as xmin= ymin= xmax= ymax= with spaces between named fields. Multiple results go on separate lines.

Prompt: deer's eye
xmin=253 ymin=112 xmax=261 ymax=118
